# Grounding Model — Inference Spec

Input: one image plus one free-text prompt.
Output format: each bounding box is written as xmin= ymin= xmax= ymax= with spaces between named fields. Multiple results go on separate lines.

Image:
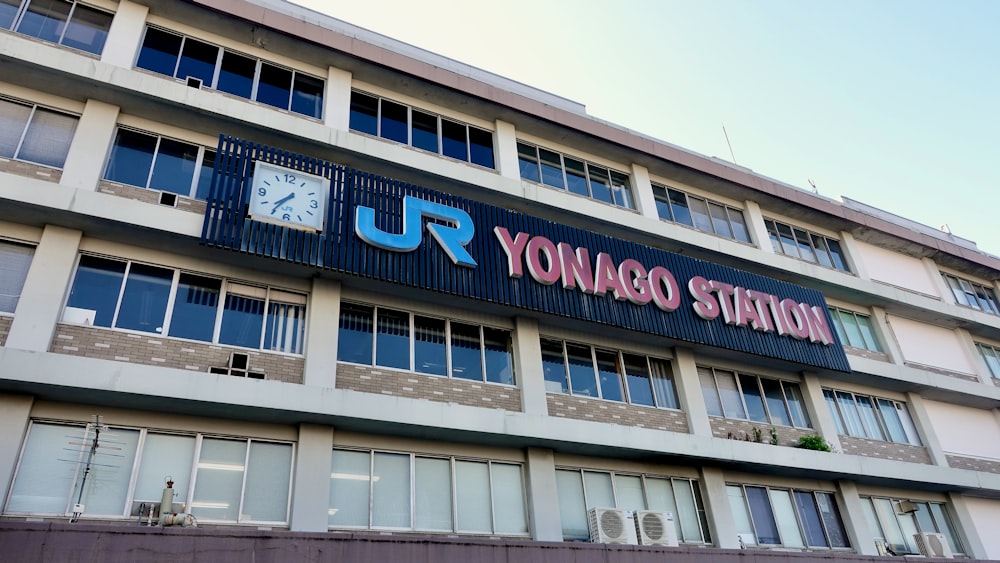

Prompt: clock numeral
xmin=284 ymin=173 xmax=296 ymax=183
xmin=282 ymin=213 xmax=291 ymax=220
xmin=309 ymin=200 xmax=318 ymax=208
xmin=258 ymin=187 xmax=267 ymax=196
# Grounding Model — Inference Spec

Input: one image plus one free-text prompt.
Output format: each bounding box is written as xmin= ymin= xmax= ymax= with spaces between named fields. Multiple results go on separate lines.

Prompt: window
xmin=823 ymin=389 xmax=920 ymax=445
xmin=5 ymin=421 xmax=293 ymax=524
xmin=516 ymin=141 xmax=633 ymax=209
xmin=727 ymin=484 xmax=849 ymax=549
xmin=329 ymin=448 xmax=527 ymax=535
xmin=764 ymin=218 xmax=849 ymax=272
xmin=349 ymin=91 xmax=495 ymax=169
xmin=337 ymin=303 xmax=515 ymax=385
xmin=103 ymin=128 xmax=216 ymax=199
xmin=942 ymin=273 xmax=999 ymax=315
xmin=63 ymin=255 xmax=306 ymax=354
xmin=862 ymin=496 xmax=962 ymax=555
xmin=0 ymin=240 xmax=33 ymax=313
xmin=541 ymin=338 xmax=678 ymax=408
xmin=135 ymin=27 xmax=325 ymax=119
xmin=828 ymin=307 xmax=882 ymax=352
xmin=0 ymin=97 xmax=78 ymax=168
xmin=555 ymin=468 xmax=709 ymax=543
xmin=699 ymin=367 xmax=810 ymax=428
xmin=2 ymin=0 xmax=112 ymax=55
xmin=653 ymin=185 xmax=751 ymax=243
xmin=977 ymin=342 xmax=1000 ymax=378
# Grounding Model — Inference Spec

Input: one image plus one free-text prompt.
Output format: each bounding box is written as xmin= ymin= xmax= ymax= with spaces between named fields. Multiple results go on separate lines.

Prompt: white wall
xmin=963 ymin=496 xmax=1000 ymax=559
xmin=923 ymin=400 xmax=1000 ymax=460
xmin=888 ymin=316 xmax=976 ymax=374
xmin=853 ymin=240 xmax=938 ymax=296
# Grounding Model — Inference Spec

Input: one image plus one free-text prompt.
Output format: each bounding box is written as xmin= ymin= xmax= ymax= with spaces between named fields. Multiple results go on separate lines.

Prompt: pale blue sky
xmin=294 ymin=0 xmax=1000 ymax=255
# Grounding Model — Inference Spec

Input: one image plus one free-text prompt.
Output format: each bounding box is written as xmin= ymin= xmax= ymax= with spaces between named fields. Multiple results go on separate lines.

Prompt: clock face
xmin=248 ymin=161 xmax=328 ymax=231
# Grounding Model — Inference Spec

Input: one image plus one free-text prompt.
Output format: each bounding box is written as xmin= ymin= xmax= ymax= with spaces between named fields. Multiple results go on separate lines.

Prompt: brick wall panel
xmin=0 ymin=158 xmax=63 ymax=183
xmin=0 ymin=316 xmax=11 ymax=347
xmin=546 ymin=394 xmax=689 ymax=433
xmin=839 ymin=435 xmax=933 ymax=464
xmin=945 ymin=454 xmax=1000 ymax=474
xmin=709 ymin=417 xmax=816 ymax=447
xmin=336 ymin=362 xmax=521 ymax=411
xmin=98 ymin=181 xmax=207 ymax=215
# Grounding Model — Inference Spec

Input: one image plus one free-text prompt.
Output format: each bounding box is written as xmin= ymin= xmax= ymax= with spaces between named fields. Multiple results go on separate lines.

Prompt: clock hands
xmin=271 ymin=192 xmax=296 ymax=214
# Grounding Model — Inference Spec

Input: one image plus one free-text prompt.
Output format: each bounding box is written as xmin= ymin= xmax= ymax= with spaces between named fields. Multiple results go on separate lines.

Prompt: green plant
xmin=796 ymin=434 xmax=832 ymax=452
xmin=769 ymin=427 xmax=778 ymax=445
xmin=751 ymin=427 xmax=762 ymax=443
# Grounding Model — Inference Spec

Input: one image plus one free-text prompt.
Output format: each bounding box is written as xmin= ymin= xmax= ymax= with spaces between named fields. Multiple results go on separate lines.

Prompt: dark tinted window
xmin=137 ymin=28 xmax=182 ymax=76
xmin=256 ymin=63 xmax=292 ymax=110
xmin=217 ymin=51 xmax=256 ymax=98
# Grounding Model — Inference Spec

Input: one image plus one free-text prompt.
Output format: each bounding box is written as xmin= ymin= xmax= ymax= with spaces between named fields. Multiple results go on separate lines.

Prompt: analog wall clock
xmin=248 ymin=161 xmax=328 ymax=231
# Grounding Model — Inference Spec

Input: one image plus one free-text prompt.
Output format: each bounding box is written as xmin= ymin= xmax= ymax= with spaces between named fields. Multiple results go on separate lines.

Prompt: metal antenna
xmin=722 ymin=123 xmax=737 ymax=164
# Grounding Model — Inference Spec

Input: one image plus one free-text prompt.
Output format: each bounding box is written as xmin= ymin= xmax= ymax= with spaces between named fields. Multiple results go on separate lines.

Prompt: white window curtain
xmin=372 ymin=452 xmax=410 ymax=528
xmin=134 ymin=433 xmax=196 ymax=505
xmin=7 ymin=423 xmax=82 ymax=513
xmin=242 ymin=441 xmax=292 ymax=522
xmin=455 ymin=460 xmax=491 ymax=533
xmin=69 ymin=427 xmax=139 ymax=516
xmin=583 ymin=471 xmax=615 ymax=507
xmin=414 ymin=457 xmax=452 ymax=531
xmin=727 ymin=485 xmax=755 ymax=545
xmin=555 ymin=469 xmax=588 ymax=539
xmin=18 ymin=107 xmax=77 ymax=167
xmin=491 ymin=463 xmax=527 ymax=534
xmin=614 ymin=474 xmax=645 ymax=510
xmin=0 ymin=241 xmax=33 ymax=313
xmin=769 ymin=489 xmax=804 ymax=548
xmin=191 ymin=438 xmax=247 ymax=521
xmin=328 ymin=450 xmax=371 ymax=527
xmin=672 ymin=479 xmax=702 ymax=543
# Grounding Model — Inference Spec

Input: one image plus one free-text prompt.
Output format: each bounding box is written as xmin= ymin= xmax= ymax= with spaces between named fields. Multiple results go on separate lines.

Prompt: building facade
xmin=2 ymin=0 xmax=1000 ymax=560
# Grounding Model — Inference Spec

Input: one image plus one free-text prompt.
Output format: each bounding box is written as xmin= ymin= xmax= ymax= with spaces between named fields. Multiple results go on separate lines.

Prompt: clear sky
xmin=293 ymin=0 xmax=1000 ymax=255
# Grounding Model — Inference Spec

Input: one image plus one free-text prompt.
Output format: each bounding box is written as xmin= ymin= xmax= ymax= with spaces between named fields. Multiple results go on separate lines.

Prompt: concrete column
xmin=323 ymin=66 xmax=352 ymax=131
xmin=629 ymin=163 xmax=658 ymax=220
xmin=513 ymin=317 xmax=547 ymax=416
xmin=494 ymin=119 xmax=519 ymax=181
xmin=837 ymin=231 xmax=868 ymax=279
xmin=921 ymin=258 xmax=950 ymax=301
xmin=698 ymin=466 xmax=738 ymax=548
xmin=742 ymin=200 xmax=772 ymax=252
xmin=5 ymin=226 xmax=82 ymax=352
xmin=869 ymin=306 xmax=904 ymax=364
xmin=524 ymin=447 xmax=562 ymax=541
xmin=59 ymin=99 xmax=120 ymax=192
xmin=288 ymin=424 xmax=333 ymax=532
xmin=0 ymin=395 xmax=34 ymax=507
xmin=836 ymin=480 xmax=877 ymax=555
xmin=946 ymin=493 xmax=988 ymax=559
xmin=904 ymin=393 xmax=949 ymax=467
xmin=99 ymin=0 xmax=148 ymax=67
xmin=671 ymin=347 xmax=711 ymax=437
xmin=955 ymin=328 xmax=991 ymax=384
xmin=800 ymin=372 xmax=842 ymax=451
xmin=302 ymin=277 xmax=341 ymax=388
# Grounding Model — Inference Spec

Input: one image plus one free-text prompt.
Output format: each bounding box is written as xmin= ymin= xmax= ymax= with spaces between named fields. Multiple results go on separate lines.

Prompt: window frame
xmin=728 ymin=483 xmax=850 ymax=549
xmin=0 ymin=238 xmax=34 ymax=314
xmin=763 ymin=218 xmax=849 ymax=272
xmin=2 ymin=0 xmax=113 ymax=55
xmin=103 ymin=126 xmax=217 ymax=200
xmin=862 ymin=495 xmax=963 ymax=555
xmin=941 ymin=272 xmax=999 ymax=315
xmin=822 ymin=388 xmax=921 ymax=445
xmin=976 ymin=342 xmax=1000 ymax=378
xmin=515 ymin=141 xmax=635 ymax=209
xmin=0 ymin=95 xmax=79 ymax=168
xmin=827 ymin=306 xmax=882 ymax=352
xmin=652 ymin=184 xmax=751 ymax=243
xmin=699 ymin=366 xmax=810 ymax=428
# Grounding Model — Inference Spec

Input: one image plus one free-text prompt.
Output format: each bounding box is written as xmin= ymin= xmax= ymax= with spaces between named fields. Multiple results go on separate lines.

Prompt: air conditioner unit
xmin=896 ymin=500 xmax=919 ymax=514
xmin=588 ymin=507 xmax=638 ymax=545
xmin=633 ymin=510 xmax=679 ymax=546
xmin=914 ymin=532 xmax=953 ymax=559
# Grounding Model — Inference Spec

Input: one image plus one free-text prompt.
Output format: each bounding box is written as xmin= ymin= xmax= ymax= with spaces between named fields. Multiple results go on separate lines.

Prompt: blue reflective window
xmin=291 ymin=74 xmax=324 ymax=119
xmin=414 ymin=315 xmax=446 ymax=376
xmin=595 ymin=350 xmax=624 ymax=402
xmin=450 ymin=322 xmax=483 ymax=381
xmin=66 ymin=256 xmax=125 ymax=328
xmin=517 ymin=143 xmax=540 ymax=182
xmin=668 ymin=189 xmax=693 ymax=226
xmin=265 ymin=301 xmax=305 ymax=354
xmin=349 ymin=92 xmax=378 ymax=136
xmin=149 ymin=138 xmax=198 ymax=195
xmin=176 ymin=38 xmax=217 ymax=86
xmin=761 ymin=378 xmax=792 ymax=426
xmin=116 ymin=264 xmax=172 ymax=333
xmin=745 ymin=486 xmax=780 ymax=544
xmin=566 ymin=343 xmax=597 ymax=397
xmin=217 ymin=51 xmax=255 ymax=98
xmin=195 ymin=149 xmax=216 ymax=200
xmin=468 ymin=127 xmax=494 ymax=169
xmin=375 ymin=309 xmax=409 ymax=369
xmin=740 ymin=374 xmax=768 ymax=423
xmin=11 ymin=0 xmax=111 ymax=54
xmin=564 ymin=158 xmax=589 ymax=197
xmin=441 ymin=119 xmax=467 ymax=161
xmin=337 ymin=303 xmax=373 ymax=364
xmin=256 ymin=63 xmax=292 ymax=110
xmin=623 ymin=354 xmax=655 ymax=407
xmin=219 ymin=294 xmax=264 ymax=349
xmin=61 ymin=4 xmax=111 ymax=53
xmin=411 ymin=110 xmax=438 ymax=153
xmin=793 ymin=491 xmax=828 ymax=547
xmin=539 ymin=148 xmax=564 ymax=189
xmin=380 ymin=100 xmax=408 ymax=144
xmin=105 ymin=129 xmax=156 ymax=187
xmin=0 ymin=0 xmax=18 ymax=29
xmin=17 ymin=0 xmax=70 ymax=44
xmin=483 ymin=328 xmax=514 ymax=385
xmin=587 ymin=165 xmax=613 ymax=204
xmin=540 ymin=339 xmax=567 ymax=393
xmin=136 ymin=28 xmax=182 ymax=76
xmin=168 ymin=274 xmax=220 ymax=342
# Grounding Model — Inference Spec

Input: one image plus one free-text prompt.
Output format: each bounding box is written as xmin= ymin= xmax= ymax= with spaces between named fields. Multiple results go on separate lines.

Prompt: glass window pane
xmin=555 ymin=470 xmax=587 ymax=539
xmin=468 ymin=127 xmax=494 ymax=168
xmin=898 ymin=510 xmax=920 ymax=553
xmin=610 ymin=171 xmax=632 ymax=208
xmin=769 ymin=489 xmax=804 ymax=547
xmin=219 ymin=293 xmax=264 ymax=349
xmin=516 ymin=142 xmax=539 ymax=182
xmin=168 ymin=274 xmax=219 ymax=342
xmin=372 ymin=452 xmax=410 ymax=528
xmin=929 ymin=504 xmax=961 ymax=554
xmin=136 ymin=27 xmax=182 ymax=76
xmin=217 ymin=51 xmax=255 ymax=99
xmin=483 ymin=327 xmax=515 ymax=385
xmin=765 ymin=220 xmax=783 ymax=253
xmin=242 ymin=441 xmax=291 ymax=522
xmin=583 ymin=471 xmax=615 ymax=508
xmin=538 ymin=148 xmax=564 ymax=189
xmin=455 ymin=460 xmax=491 ymax=532
xmin=824 ymin=389 xmax=846 ymax=434
xmin=291 ymin=73 xmax=324 ymax=118
xmin=375 ymin=308 xmax=410 ymax=370
xmin=451 ymin=322 xmax=483 ymax=381
xmin=775 ymin=223 xmax=799 ymax=257
xmin=856 ymin=314 xmax=881 ymax=351
xmin=66 ymin=432 xmax=131 ymax=516
xmin=0 ymin=241 xmax=33 ymax=313
xmin=811 ymin=234 xmax=834 ymax=268
xmin=876 ymin=399 xmax=907 ymax=443
xmin=728 ymin=208 xmax=751 ymax=242
xmin=689 ymin=197 xmax=713 ymax=233
xmin=644 ymin=477 xmax=678 ymax=521
xmin=648 ymin=358 xmax=678 ymax=409
xmin=441 ymin=119 xmax=467 ymax=161
xmin=379 ymin=100 xmax=408 ymax=143
xmin=338 ymin=303 xmax=373 ymax=364
xmin=856 ymin=395 xmax=886 ymax=440
xmin=783 ymin=383 xmax=810 ymax=428
xmin=134 ymin=433 xmax=196 ymax=506
xmin=827 ymin=239 xmax=848 ymax=271
xmin=492 ymin=463 xmax=527 ymax=534
xmin=195 ymin=149 xmax=216 ymax=200
xmin=541 ymin=339 xmax=568 ymax=393
xmin=745 ymin=486 xmax=780 ymax=544
xmin=794 ymin=228 xmax=816 ymax=262
xmin=0 ymin=98 xmax=31 ymax=158
xmin=349 ymin=92 xmax=378 ymax=136
xmin=255 ymin=63 xmax=292 ymax=110
xmin=668 ymin=189 xmax=693 ymax=227
xmin=413 ymin=315 xmax=447 ymax=376
xmin=564 ymin=158 xmax=589 ymax=197
xmin=873 ymin=497 xmax=907 ymax=553
xmin=739 ymin=374 xmax=768 ymax=423
xmin=114 ymin=263 xmax=172 ymax=333
xmin=414 ymin=457 xmax=451 ymax=531
xmin=566 ymin=343 xmax=597 ymax=397
xmin=149 ymin=137 xmax=199 ymax=196
xmin=727 ymin=486 xmax=755 ymax=545
xmin=835 ymin=391 xmax=865 ymax=436
xmin=191 ymin=438 xmax=247 ymax=521
xmin=816 ymin=492 xmax=849 ymax=548
xmin=264 ymin=300 xmax=305 ymax=354
xmin=0 ymin=0 xmax=19 ymax=29
xmin=17 ymin=107 xmax=77 ymax=167
xmin=16 ymin=0 xmax=69 ymax=43
xmin=329 ymin=450 xmax=371 ymax=527
xmin=707 ymin=202 xmax=733 ymax=238
xmin=699 ymin=367 xmax=723 ymax=416
xmin=653 ymin=187 xmax=672 ymax=221
xmin=175 ymin=38 xmax=218 ymax=86
xmin=587 ymin=165 xmax=613 ymax=204
xmin=793 ymin=491 xmax=827 ymax=547
xmin=623 ymin=354 xmax=655 ymax=407
xmin=838 ymin=310 xmax=864 ymax=349
xmin=614 ymin=474 xmax=645 ymax=510
xmin=411 ymin=110 xmax=438 ymax=153
xmin=760 ymin=378 xmax=792 ymax=426
xmin=105 ymin=129 xmax=157 ymax=187
xmin=66 ymin=256 xmax=126 ymax=327
xmin=672 ymin=479 xmax=703 ymax=543
xmin=8 ymin=423 xmax=80 ymax=513
xmin=594 ymin=349 xmax=624 ymax=402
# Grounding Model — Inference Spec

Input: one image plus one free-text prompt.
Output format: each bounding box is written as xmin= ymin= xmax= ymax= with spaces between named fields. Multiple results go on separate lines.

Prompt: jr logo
xmin=355 ymin=196 xmax=477 ymax=267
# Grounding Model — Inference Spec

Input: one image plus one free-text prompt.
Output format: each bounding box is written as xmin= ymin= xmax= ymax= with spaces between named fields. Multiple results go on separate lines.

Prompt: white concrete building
xmin=1 ymin=1 xmax=999 ymax=561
